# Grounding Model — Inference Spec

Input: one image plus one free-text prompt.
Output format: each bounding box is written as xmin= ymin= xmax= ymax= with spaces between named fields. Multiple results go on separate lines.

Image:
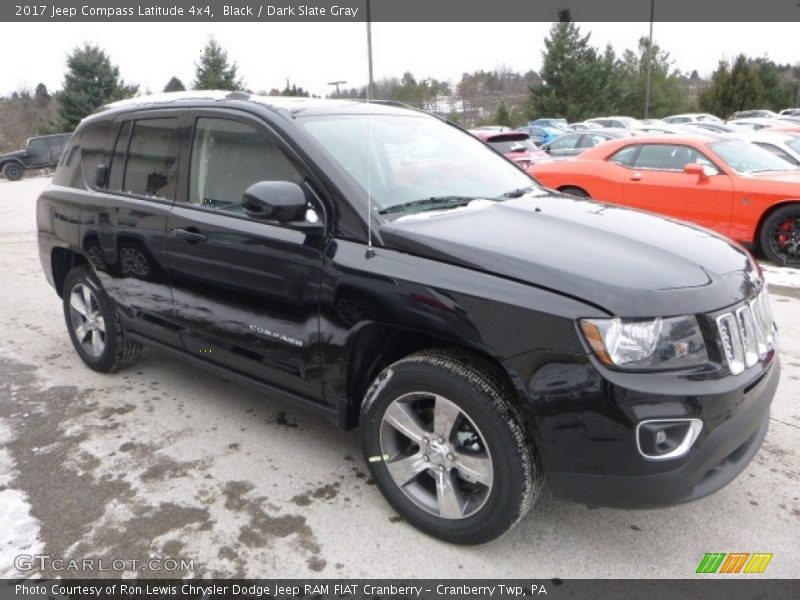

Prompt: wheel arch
xmin=754 ymin=199 xmax=800 ymax=251
xmin=342 ymin=323 xmax=529 ymax=432
xmin=51 ymin=246 xmax=90 ymax=297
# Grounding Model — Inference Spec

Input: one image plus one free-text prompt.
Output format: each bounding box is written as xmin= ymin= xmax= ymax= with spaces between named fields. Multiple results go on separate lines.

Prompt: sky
xmin=0 ymin=22 xmax=798 ymax=98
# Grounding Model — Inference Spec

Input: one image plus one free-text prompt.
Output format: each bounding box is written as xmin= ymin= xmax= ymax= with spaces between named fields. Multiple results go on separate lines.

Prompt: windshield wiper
xmin=500 ymin=185 xmax=537 ymax=198
xmin=379 ymin=196 xmax=480 ymax=215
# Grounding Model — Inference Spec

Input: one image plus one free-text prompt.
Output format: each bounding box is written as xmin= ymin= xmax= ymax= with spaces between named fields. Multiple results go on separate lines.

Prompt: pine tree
xmin=193 ymin=38 xmax=244 ymax=91
xmin=56 ymin=44 xmax=138 ymax=131
xmin=495 ymin=100 xmax=511 ymax=127
xmin=525 ymin=10 xmax=610 ymax=122
xmin=163 ymin=76 xmax=186 ymax=92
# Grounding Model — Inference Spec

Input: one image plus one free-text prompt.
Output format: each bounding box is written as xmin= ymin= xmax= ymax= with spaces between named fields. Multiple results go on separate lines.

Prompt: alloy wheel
xmin=68 ymin=283 xmax=106 ymax=357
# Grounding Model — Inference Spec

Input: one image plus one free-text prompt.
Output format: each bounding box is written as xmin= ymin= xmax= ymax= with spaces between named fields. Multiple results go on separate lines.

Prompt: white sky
xmin=0 ymin=22 xmax=797 ymax=97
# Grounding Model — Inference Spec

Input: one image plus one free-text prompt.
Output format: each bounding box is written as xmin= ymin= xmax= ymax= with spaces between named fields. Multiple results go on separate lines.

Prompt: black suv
xmin=36 ymin=92 xmax=780 ymax=544
xmin=1 ymin=133 xmax=71 ymax=181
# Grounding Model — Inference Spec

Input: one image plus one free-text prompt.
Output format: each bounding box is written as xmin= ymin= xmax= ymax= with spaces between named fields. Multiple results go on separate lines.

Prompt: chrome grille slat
xmin=715 ymin=288 xmax=776 ymax=375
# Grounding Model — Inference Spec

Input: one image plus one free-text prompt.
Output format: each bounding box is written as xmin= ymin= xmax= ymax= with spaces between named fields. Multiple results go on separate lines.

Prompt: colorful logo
xmin=696 ymin=552 xmax=773 ymax=574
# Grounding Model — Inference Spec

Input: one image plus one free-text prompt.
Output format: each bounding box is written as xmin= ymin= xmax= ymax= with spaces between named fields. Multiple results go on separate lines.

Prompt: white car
xmin=730 ymin=116 xmax=800 ymax=130
xmin=583 ymin=116 xmax=643 ymax=129
xmin=740 ymin=131 xmax=800 ymax=166
xmin=663 ymin=112 xmax=724 ymax=124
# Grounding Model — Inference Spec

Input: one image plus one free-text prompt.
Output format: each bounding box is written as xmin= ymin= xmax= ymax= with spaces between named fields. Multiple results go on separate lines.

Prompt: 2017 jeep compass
xmin=36 ymin=92 xmax=780 ymax=544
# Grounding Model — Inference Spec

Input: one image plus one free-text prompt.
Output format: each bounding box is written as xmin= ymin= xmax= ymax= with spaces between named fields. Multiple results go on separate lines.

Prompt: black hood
xmin=379 ymin=192 xmax=760 ymax=317
xmin=0 ymin=150 xmax=24 ymax=160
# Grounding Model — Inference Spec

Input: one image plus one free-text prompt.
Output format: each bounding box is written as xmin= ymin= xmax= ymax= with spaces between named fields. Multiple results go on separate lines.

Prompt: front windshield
xmin=709 ymin=139 xmax=800 ymax=173
xmin=299 ymin=114 xmax=536 ymax=212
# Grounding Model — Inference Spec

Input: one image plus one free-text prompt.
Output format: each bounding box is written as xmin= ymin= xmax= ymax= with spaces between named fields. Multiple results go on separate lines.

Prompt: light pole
xmin=366 ymin=0 xmax=375 ymax=99
xmin=644 ymin=0 xmax=655 ymax=119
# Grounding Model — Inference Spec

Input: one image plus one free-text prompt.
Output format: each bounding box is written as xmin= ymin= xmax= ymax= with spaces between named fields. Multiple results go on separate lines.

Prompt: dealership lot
xmin=0 ymin=176 xmax=798 ymax=578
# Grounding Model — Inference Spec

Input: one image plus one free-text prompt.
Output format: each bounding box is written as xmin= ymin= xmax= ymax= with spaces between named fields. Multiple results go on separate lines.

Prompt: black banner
xmin=3 ymin=580 xmax=800 ymax=600
xmin=1 ymin=0 xmax=799 ymax=22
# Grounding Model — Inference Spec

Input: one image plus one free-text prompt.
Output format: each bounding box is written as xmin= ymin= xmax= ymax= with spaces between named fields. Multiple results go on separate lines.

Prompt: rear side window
xmin=79 ymin=124 xmax=113 ymax=187
xmin=123 ymin=119 xmax=179 ymax=199
xmin=609 ymin=145 xmax=640 ymax=166
xmin=548 ymin=134 xmax=579 ymax=150
xmin=579 ymin=134 xmax=609 ymax=148
xmin=753 ymin=142 xmax=799 ymax=166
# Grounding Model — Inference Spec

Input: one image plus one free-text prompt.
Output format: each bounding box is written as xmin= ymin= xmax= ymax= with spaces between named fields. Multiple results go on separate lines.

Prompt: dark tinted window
xmin=609 ymin=145 xmax=640 ymax=166
xmin=79 ymin=124 xmax=113 ymax=187
xmin=123 ymin=119 xmax=179 ymax=199
xmin=188 ymin=117 xmax=302 ymax=214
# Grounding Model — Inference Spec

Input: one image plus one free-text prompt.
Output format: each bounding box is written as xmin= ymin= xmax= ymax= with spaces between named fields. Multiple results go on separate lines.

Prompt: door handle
xmin=630 ymin=172 xmax=642 ymax=181
xmin=172 ymin=227 xmax=207 ymax=244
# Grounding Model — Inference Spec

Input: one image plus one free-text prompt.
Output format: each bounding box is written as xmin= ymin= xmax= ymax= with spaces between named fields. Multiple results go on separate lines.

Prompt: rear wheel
xmin=2 ymin=162 xmax=23 ymax=181
xmin=558 ymin=186 xmax=589 ymax=198
xmin=360 ymin=349 xmax=541 ymax=544
xmin=63 ymin=265 xmax=141 ymax=372
xmin=760 ymin=204 xmax=800 ymax=266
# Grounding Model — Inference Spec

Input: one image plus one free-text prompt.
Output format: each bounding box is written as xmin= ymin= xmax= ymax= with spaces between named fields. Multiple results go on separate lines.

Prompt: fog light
xmin=636 ymin=419 xmax=703 ymax=461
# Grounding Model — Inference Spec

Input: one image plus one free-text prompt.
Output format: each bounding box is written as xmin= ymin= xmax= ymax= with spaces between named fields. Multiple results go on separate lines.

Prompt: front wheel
xmin=360 ymin=350 xmax=541 ymax=544
xmin=760 ymin=205 xmax=800 ymax=267
xmin=2 ymin=162 xmax=23 ymax=181
xmin=63 ymin=265 xmax=141 ymax=372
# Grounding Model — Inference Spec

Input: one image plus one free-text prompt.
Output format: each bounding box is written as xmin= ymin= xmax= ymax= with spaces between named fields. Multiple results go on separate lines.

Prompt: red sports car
xmin=529 ymin=134 xmax=800 ymax=265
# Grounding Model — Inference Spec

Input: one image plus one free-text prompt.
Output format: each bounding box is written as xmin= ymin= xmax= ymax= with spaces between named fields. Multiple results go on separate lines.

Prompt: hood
xmin=380 ymin=192 xmax=759 ymax=317
xmin=0 ymin=150 xmax=24 ymax=160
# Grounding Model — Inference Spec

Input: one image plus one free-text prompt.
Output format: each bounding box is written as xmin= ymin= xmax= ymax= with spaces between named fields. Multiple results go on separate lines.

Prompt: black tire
xmin=2 ymin=162 xmax=24 ymax=181
xmin=62 ymin=265 xmax=141 ymax=372
xmin=759 ymin=204 xmax=800 ymax=266
xmin=559 ymin=186 xmax=589 ymax=198
xmin=360 ymin=349 xmax=541 ymax=544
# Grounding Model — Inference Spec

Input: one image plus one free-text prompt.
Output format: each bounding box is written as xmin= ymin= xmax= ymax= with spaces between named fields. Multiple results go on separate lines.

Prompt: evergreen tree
xmin=616 ymin=37 xmax=688 ymax=117
xmin=193 ymin=38 xmax=244 ymax=91
xmin=56 ymin=44 xmax=138 ymax=131
xmin=34 ymin=83 xmax=50 ymax=105
xmin=525 ymin=11 xmax=612 ymax=122
xmin=163 ymin=76 xmax=186 ymax=92
xmin=494 ymin=100 xmax=511 ymax=127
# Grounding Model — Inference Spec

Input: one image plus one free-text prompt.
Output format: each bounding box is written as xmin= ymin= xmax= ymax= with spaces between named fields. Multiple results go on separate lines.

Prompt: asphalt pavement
xmin=0 ymin=176 xmax=798 ymax=578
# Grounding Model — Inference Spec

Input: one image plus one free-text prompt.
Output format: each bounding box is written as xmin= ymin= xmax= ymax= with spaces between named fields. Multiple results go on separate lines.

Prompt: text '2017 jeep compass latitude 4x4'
xmin=37 ymin=92 xmax=780 ymax=544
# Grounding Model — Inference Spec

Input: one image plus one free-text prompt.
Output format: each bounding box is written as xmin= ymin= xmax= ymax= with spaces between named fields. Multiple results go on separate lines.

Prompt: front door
xmin=621 ymin=143 xmax=734 ymax=236
xmin=164 ymin=112 xmax=329 ymax=403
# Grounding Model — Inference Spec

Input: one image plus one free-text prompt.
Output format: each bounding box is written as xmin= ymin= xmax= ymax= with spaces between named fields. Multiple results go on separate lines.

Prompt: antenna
xmin=365 ymin=0 xmax=375 ymax=258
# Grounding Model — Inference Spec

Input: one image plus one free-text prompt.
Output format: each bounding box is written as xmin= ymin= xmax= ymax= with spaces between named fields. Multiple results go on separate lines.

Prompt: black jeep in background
xmin=1 ymin=133 xmax=71 ymax=181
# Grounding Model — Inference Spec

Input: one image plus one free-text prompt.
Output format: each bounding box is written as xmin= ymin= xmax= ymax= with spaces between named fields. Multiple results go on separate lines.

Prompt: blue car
xmin=515 ymin=125 xmax=565 ymax=147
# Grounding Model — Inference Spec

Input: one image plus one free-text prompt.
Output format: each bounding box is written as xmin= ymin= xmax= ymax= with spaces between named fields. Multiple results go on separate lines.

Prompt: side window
xmin=549 ymin=134 xmax=579 ymax=150
xmin=188 ymin=117 xmax=303 ymax=215
xmin=754 ymin=142 xmax=799 ymax=166
xmin=634 ymin=144 xmax=715 ymax=171
xmin=579 ymin=134 xmax=609 ymax=148
xmin=79 ymin=124 xmax=113 ymax=187
xmin=26 ymin=139 xmax=49 ymax=163
xmin=609 ymin=145 xmax=640 ymax=166
xmin=122 ymin=119 xmax=179 ymax=199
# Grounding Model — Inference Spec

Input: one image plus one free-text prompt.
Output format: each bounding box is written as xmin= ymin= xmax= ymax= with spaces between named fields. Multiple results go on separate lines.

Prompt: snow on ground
xmin=761 ymin=262 xmax=800 ymax=289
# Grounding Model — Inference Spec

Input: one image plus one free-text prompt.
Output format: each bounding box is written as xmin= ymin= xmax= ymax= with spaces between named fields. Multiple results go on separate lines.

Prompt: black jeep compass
xmin=36 ymin=92 xmax=780 ymax=544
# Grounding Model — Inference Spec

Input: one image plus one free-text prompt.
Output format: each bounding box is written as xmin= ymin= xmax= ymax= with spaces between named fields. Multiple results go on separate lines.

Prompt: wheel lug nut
xmin=422 ymin=437 xmax=429 ymax=444
xmin=423 ymin=454 xmax=429 ymax=462
xmin=438 ymin=465 xmax=445 ymax=472
xmin=446 ymin=453 xmax=454 ymax=461
xmin=437 ymin=437 xmax=444 ymax=444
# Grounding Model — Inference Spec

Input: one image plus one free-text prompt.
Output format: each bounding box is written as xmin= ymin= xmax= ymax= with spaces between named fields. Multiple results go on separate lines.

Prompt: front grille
xmin=715 ymin=288 xmax=777 ymax=375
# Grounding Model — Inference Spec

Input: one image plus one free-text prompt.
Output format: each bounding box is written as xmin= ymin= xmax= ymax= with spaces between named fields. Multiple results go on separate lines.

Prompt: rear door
xmin=164 ymin=109 xmax=329 ymax=404
xmin=78 ymin=111 xmax=184 ymax=348
xmin=621 ymin=143 xmax=734 ymax=235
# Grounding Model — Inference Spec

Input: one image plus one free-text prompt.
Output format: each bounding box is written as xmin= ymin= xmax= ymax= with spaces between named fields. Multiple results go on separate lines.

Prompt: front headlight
xmin=580 ymin=315 xmax=708 ymax=370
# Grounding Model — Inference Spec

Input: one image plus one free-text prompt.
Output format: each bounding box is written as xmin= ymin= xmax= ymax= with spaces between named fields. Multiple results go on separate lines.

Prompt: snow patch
xmin=761 ymin=261 xmax=800 ymax=289
xmin=0 ymin=488 xmax=45 ymax=576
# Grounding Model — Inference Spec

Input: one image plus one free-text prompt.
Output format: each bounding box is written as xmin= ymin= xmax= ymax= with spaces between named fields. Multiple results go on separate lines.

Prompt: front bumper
xmin=527 ymin=354 xmax=780 ymax=508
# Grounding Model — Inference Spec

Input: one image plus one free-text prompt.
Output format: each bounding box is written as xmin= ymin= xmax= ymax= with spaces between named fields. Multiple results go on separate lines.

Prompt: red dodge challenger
xmin=529 ymin=134 xmax=800 ymax=266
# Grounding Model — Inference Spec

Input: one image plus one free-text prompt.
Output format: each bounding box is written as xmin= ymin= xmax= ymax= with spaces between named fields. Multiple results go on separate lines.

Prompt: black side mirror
xmin=95 ymin=164 xmax=109 ymax=187
xmin=242 ymin=181 xmax=323 ymax=231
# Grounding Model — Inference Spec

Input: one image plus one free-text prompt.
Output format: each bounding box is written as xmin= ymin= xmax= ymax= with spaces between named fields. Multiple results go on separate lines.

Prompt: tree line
xmin=2 ymin=19 xmax=800 ymax=151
